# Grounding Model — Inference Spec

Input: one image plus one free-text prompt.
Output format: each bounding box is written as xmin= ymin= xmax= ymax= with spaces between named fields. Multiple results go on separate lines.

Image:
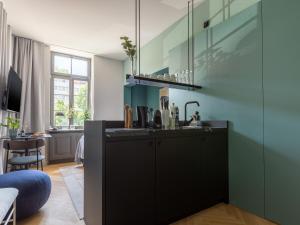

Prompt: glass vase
xmin=9 ymin=129 xmax=18 ymax=139
xmin=130 ymin=58 xmax=136 ymax=76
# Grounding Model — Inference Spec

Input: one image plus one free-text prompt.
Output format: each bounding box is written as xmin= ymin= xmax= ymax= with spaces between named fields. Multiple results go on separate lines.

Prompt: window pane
xmin=54 ymin=78 xmax=70 ymax=95
xmin=73 ymin=80 xmax=88 ymax=126
xmin=73 ymin=111 xmax=85 ymax=126
xmin=54 ymin=95 xmax=69 ymax=111
xmin=74 ymin=80 xmax=88 ymax=96
xmin=54 ymin=55 xmax=71 ymax=74
xmin=54 ymin=111 xmax=69 ymax=127
xmin=54 ymin=78 xmax=69 ymax=127
xmin=72 ymin=58 xmax=88 ymax=76
xmin=73 ymin=80 xmax=88 ymax=110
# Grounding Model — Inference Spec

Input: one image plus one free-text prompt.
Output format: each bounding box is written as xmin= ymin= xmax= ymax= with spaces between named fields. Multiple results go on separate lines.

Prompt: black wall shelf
xmin=125 ymin=75 xmax=202 ymax=91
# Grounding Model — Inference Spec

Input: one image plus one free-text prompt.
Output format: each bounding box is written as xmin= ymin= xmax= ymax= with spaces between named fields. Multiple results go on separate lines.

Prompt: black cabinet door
xmin=105 ymin=138 xmax=155 ymax=225
xmin=156 ymin=135 xmax=204 ymax=225
xmin=202 ymin=132 xmax=228 ymax=206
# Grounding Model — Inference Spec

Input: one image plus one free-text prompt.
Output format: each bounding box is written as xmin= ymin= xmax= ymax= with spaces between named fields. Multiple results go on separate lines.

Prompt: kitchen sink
xmin=181 ymin=126 xmax=203 ymax=129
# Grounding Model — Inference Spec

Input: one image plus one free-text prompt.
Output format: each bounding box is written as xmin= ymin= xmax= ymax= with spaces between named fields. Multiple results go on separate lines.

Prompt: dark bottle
xmin=153 ymin=110 xmax=162 ymax=129
xmin=175 ymin=107 xmax=180 ymax=128
xmin=137 ymin=106 xmax=148 ymax=128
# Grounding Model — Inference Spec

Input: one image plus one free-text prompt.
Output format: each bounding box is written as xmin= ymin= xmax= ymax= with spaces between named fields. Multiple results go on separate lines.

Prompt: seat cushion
xmin=0 ymin=188 xmax=18 ymax=223
xmin=8 ymin=155 xmax=45 ymax=165
xmin=0 ymin=170 xmax=51 ymax=219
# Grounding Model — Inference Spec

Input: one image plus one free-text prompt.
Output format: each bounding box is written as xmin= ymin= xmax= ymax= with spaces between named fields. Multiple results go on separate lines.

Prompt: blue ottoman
xmin=0 ymin=170 xmax=51 ymax=219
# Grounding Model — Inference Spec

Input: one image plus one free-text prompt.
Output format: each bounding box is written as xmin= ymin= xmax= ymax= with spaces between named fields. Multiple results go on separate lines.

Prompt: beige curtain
xmin=0 ymin=1 xmax=12 ymax=174
xmin=12 ymin=36 xmax=50 ymax=133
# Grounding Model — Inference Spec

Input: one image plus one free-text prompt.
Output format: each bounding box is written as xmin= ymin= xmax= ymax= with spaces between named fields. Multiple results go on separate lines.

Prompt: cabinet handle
xmin=157 ymin=140 xmax=161 ymax=146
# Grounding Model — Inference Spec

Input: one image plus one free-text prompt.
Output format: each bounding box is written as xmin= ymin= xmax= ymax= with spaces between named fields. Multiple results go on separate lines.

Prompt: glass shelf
xmin=125 ymin=75 xmax=202 ymax=91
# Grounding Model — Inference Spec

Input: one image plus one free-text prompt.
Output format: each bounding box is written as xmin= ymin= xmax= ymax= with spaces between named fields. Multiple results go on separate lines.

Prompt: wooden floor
xmin=172 ymin=205 xmax=276 ymax=225
xmin=19 ymin=163 xmax=276 ymax=225
xmin=18 ymin=163 xmax=84 ymax=225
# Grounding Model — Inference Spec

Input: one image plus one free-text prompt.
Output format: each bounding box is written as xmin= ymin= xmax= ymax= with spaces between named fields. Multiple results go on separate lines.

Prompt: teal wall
xmin=170 ymin=3 xmax=264 ymax=216
xmin=124 ymin=0 xmax=260 ymax=76
xmin=124 ymin=86 xmax=132 ymax=106
xmin=124 ymin=1 xmax=265 ymax=216
xmin=170 ymin=1 xmax=300 ymax=224
xmin=124 ymin=85 xmax=160 ymax=120
xmin=138 ymin=1 xmax=209 ymax=75
xmin=124 ymin=0 xmax=300 ymax=224
xmin=263 ymin=0 xmax=300 ymax=224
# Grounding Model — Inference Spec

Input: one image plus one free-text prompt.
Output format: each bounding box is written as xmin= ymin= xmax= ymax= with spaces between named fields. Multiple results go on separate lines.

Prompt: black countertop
xmin=46 ymin=121 xmax=228 ymax=137
xmin=105 ymin=121 xmax=228 ymax=138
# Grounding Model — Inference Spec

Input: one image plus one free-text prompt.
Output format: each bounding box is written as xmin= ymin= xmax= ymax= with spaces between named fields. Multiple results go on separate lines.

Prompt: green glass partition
xmin=130 ymin=0 xmax=264 ymax=216
xmin=183 ymin=2 xmax=264 ymax=216
xmin=123 ymin=1 xmax=300 ymax=224
xmin=139 ymin=0 xmax=195 ymax=79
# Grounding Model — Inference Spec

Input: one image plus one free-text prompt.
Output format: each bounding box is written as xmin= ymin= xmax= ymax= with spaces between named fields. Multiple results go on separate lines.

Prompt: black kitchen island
xmin=84 ymin=121 xmax=228 ymax=225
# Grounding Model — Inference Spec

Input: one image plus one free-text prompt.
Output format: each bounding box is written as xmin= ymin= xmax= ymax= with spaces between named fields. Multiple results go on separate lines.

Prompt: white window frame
xmin=50 ymin=52 xmax=91 ymax=128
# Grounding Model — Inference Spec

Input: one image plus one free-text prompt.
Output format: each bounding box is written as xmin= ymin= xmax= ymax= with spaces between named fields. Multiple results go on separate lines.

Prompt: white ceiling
xmin=2 ymin=0 xmax=194 ymax=60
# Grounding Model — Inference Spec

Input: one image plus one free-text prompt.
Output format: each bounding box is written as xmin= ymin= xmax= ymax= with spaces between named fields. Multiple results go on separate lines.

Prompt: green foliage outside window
xmin=73 ymin=84 xmax=88 ymax=126
xmin=55 ymin=84 xmax=89 ymax=127
xmin=55 ymin=100 xmax=69 ymax=126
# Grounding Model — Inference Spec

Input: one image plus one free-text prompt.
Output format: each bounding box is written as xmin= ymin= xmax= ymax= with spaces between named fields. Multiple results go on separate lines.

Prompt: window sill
xmin=46 ymin=128 xmax=84 ymax=134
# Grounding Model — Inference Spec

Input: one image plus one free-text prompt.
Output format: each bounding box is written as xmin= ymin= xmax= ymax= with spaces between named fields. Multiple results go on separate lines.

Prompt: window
xmin=51 ymin=52 xmax=90 ymax=128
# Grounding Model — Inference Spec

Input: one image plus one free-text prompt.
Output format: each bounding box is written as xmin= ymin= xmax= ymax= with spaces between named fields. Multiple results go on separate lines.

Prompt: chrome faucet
xmin=184 ymin=101 xmax=200 ymax=125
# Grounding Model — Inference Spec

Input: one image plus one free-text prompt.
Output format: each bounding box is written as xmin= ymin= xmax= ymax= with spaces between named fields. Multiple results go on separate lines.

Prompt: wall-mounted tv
xmin=1 ymin=67 xmax=22 ymax=113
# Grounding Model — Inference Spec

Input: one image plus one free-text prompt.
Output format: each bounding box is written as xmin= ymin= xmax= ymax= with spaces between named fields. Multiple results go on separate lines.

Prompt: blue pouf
xmin=0 ymin=170 xmax=51 ymax=219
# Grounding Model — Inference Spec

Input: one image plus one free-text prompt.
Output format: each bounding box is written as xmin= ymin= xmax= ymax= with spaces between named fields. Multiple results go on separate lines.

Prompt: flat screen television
xmin=1 ymin=67 xmax=22 ymax=113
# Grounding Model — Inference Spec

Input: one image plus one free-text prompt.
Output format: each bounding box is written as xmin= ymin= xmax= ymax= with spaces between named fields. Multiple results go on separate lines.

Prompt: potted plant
xmin=1 ymin=117 xmax=20 ymax=139
xmin=120 ymin=36 xmax=136 ymax=76
xmin=83 ymin=109 xmax=91 ymax=121
xmin=67 ymin=107 xmax=75 ymax=129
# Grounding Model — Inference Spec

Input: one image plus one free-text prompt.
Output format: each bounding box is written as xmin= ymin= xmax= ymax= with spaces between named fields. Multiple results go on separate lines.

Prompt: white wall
xmin=93 ymin=56 xmax=124 ymax=120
